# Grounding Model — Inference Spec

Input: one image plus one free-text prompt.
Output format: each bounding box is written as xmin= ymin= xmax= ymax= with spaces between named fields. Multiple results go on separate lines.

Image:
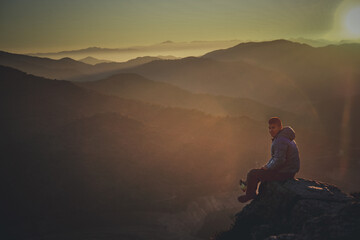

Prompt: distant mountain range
xmin=76 ymin=72 xmax=300 ymax=122
xmin=77 ymin=55 xmax=178 ymax=65
xmin=26 ymin=40 xmax=244 ymax=62
xmin=201 ymin=39 xmax=360 ymax=101
xmin=113 ymin=39 xmax=360 ymax=114
xmin=0 ymin=50 xmax=165 ymax=81
xmin=24 ymin=38 xmax=360 ymax=62
xmin=78 ymin=56 xmax=113 ymax=65
xmin=288 ymin=37 xmax=360 ymax=47
xmin=2 ymin=39 xmax=360 ymax=115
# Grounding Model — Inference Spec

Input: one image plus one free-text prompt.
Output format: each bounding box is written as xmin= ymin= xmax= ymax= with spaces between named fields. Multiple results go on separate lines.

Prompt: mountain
xmin=201 ymin=39 xmax=360 ymax=68
xmin=201 ymin=39 xmax=314 ymax=63
xmin=73 ymin=56 xmax=168 ymax=81
xmin=78 ymin=56 xmax=113 ymax=65
xmin=76 ymin=72 xmax=301 ymax=122
xmin=289 ymin=37 xmax=360 ymax=47
xmin=201 ymin=39 xmax=360 ymax=102
xmin=0 ymin=50 xmax=93 ymax=80
xmin=26 ymin=39 xmax=243 ymax=61
xmin=111 ymin=39 xmax=360 ymax=114
xmin=1 ymin=65 xmax=275 ymax=238
xmin=0 ymin=50 xmax=163 ymax=81
xmin=114 ymin=55 xmax=312 ymax=115
xmin=29 ymin=46 xmax=139 ymax=58
xmin=211 ymin=178 xmax=359 ymax=240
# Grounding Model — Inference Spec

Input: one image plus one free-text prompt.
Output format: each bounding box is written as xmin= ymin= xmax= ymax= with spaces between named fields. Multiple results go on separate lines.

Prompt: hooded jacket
xmin=265 ymin=126 xmax=300 ymax=173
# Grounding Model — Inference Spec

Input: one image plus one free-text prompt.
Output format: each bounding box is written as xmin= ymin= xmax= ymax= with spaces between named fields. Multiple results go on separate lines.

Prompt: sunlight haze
xmin=1 ymin=0 xmax=359 ymax=55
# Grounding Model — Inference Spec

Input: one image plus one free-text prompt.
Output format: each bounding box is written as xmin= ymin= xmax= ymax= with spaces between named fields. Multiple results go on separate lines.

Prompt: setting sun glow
xmin=344 ymin=6 xmax=360 ymax=36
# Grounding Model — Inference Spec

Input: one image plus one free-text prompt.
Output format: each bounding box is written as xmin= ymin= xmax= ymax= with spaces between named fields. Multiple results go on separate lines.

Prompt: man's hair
xmin=268 ymin=117 xmax=282 ymax=127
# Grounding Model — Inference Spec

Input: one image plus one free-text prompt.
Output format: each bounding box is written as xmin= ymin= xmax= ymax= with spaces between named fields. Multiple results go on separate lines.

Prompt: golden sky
xmin=0 ymin=0 xmax=360 ymax=53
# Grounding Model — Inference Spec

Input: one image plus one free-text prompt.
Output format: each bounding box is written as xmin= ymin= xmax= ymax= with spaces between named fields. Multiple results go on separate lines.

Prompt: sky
xmin=1 ymin=0 xmax=360 ymax=53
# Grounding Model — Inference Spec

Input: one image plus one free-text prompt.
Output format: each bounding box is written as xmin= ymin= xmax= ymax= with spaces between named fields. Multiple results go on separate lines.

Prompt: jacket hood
xmin=274 ymin=126 xmax=295 ymax=141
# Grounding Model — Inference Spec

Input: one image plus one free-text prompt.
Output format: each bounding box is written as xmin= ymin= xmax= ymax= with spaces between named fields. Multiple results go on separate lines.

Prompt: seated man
xmin=238 ymin=117 xmax=300 ymax=203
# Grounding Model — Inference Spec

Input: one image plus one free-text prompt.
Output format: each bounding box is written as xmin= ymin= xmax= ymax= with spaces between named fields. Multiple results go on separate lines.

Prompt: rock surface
xmin=211 ymin=178 xmax=360 ymax=240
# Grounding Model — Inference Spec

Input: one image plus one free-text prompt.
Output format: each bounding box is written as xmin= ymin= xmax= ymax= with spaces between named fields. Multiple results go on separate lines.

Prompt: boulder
xmin=211 ymin=178 xmax=359 ymax=240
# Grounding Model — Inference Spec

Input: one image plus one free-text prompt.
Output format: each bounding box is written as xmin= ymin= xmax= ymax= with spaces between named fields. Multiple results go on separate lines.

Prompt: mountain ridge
xmin=76 ymin=72 xmax=301 ymax=122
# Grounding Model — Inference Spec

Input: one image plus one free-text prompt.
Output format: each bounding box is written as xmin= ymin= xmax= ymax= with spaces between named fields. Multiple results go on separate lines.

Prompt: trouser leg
xmin=245 ymin=168 xmax=295 ymax=196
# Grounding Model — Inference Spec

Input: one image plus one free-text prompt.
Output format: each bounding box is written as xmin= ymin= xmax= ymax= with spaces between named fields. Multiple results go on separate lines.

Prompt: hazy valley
xmin=1 ymin=39 xmax=360 ymax=239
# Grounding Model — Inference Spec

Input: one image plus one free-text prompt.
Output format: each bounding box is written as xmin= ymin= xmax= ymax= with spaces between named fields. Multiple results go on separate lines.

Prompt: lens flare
xmin=344 ymin=6 xmax=360 ymax=36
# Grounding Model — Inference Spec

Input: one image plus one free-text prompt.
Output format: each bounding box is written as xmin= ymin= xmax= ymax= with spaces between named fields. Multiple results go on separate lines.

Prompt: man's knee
xmin=247 ymin=168 xmax=261 ymax=178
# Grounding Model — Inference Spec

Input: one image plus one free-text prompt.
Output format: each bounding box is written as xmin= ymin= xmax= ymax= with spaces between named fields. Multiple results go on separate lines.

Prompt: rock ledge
xmin=211 ymin=178 xmax=359 ymax=240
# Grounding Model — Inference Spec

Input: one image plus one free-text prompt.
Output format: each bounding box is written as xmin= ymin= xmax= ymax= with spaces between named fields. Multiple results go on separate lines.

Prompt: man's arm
xmin=265 ymin=137 xmax=289 ymax=170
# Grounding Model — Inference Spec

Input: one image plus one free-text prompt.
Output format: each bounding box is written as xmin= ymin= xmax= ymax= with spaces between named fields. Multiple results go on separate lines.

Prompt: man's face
xmin=269 ymin=123 xmax=282 ymax=138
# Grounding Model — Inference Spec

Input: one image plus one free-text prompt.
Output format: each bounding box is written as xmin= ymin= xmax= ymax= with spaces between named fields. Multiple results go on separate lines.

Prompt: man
xmin=237 ymin=117 xmax=300 ymax=203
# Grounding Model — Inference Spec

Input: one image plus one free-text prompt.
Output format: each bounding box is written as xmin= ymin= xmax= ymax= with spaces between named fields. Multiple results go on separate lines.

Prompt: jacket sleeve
xmin=265 ymin=137 xmax=289 ymax=170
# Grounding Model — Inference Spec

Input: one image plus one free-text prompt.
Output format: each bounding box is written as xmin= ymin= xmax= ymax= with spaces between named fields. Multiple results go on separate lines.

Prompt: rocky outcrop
xmin=211 ymin=178 xmax=360 ymax=240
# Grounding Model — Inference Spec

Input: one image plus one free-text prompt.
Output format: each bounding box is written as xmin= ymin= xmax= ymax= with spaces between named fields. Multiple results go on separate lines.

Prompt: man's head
xmin=268 ymin=117 xmax=283 ymax=138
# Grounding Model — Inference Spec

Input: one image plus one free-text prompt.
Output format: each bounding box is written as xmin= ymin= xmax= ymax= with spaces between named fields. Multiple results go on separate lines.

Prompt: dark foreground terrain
xmin=212 ymin=178 xmax=360 ymax=240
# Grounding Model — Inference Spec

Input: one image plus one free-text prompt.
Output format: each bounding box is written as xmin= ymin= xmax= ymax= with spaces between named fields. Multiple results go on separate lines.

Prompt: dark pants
xmin=245 ymin=168 xmax=296 ymax=196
